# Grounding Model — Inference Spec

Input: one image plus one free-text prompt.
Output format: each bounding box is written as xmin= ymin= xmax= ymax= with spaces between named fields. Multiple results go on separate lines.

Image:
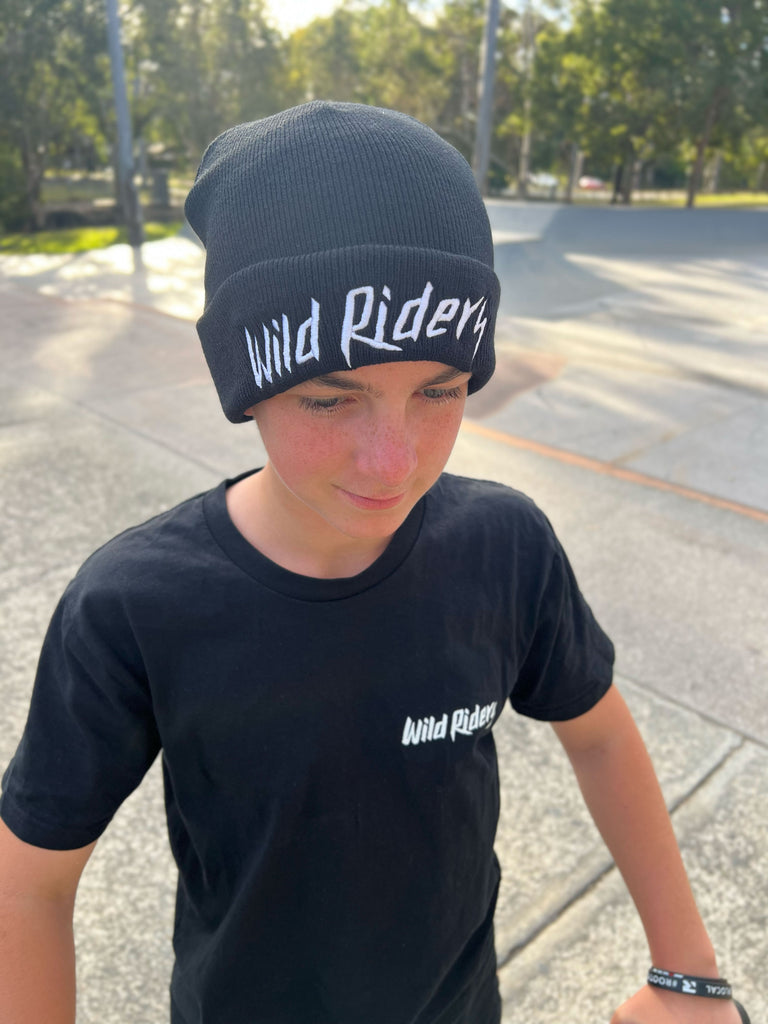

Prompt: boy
xmin=0 ymin=102 xmax=747 ymax=1024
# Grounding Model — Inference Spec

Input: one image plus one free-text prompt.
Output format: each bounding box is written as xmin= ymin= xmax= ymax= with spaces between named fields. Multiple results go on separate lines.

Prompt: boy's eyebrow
xmin=419 ymin=367 xmax=469 ymax=386
xmin=303 ymin=367 xmax=469 ymax=395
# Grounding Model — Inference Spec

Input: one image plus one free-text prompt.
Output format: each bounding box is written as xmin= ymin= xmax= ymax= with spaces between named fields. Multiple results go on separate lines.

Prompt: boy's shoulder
xmin=65 ymin=482 xmax=223 ymax=609
xmin=433 ymin=471 xmax=540 ymax=508
xmin=430 ymin=472 xmax=557 ymax=548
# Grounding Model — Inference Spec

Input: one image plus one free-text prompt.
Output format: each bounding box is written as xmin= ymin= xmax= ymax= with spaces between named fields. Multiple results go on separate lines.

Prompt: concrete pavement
xmin=0 ymin=204 xmax=766 ymax=1023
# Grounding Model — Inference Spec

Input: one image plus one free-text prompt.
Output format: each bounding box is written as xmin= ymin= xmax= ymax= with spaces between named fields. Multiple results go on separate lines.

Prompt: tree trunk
xmin=516 ymin=116 xmax=531 ymax=199
xmin=630 ymin=158 xmax=643 ymax=196
xmin=564 ymin=143 xmax=583 ymax=204
xmin=20 ymin=131 xmax=46 ymax=231
xmin=610 ymin=162 xmax=623 ymax=204
xmin=620 ymin=159 xmax=634 ymax=204
xmin=703 ymin=151 xmax=723 ymax=193
xmin=612 ymin=151 xmax=634 ymax=205
xmin=686 ymin=91 xmax=721 ymax=208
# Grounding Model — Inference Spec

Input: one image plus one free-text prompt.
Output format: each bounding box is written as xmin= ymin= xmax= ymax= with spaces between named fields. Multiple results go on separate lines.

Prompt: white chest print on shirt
xmin=401 ymin=700 xmax=498 ymax=747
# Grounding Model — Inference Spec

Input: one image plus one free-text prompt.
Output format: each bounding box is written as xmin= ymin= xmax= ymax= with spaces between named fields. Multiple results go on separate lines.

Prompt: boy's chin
xmin=322 ymin=496 xmax=418 ymax=543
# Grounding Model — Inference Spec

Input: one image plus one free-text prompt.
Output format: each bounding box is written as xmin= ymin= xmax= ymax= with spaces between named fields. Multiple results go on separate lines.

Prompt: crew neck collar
xmin=203 ymin=469 xmax=425 ymax=601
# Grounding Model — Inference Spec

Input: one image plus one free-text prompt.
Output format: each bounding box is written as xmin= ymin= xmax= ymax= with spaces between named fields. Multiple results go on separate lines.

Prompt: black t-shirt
xmin=1 ymin=472 xmax=614 ymax=1024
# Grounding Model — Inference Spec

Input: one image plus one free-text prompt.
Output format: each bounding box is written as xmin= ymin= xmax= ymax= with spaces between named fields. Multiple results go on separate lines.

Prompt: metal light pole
xmin=473 ymin=0 xmax=501 ymax=196
xmin=105 ymin=0 xmax=143 ymax=247
xmin=516 ymin=0 xmax=534 ymax=199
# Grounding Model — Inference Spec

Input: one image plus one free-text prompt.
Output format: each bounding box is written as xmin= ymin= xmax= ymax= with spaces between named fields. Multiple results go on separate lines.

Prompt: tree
xmin=286 ymin=6 xmax=363 ymax=104
xmin=0 ymin=0 xmax=109 ymax=229
xmin=556 ymin=0 xmax=686 ymax=204
xmin=287 ymin=1 xmax=450 ymax=127
xmin=434 ymin=0 xmax=521 ymax=185
xmin=134 ymin=0 xmax=286 ymax=164
xmin=211 ymin=0 xmax=285 ymax=128
xmin=428 ymin=0 xmax=485 ymax=162
xmin=558 ymin=0 xmax=768 ymax=205
xmin=674 ymin=0 xmax=768 ymax=206
xmin=528 ymin=21 xmax=591 ymax=195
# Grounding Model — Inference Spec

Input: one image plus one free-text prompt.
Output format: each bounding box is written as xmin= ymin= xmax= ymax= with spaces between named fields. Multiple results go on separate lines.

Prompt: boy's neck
xmin=225 ymin=469 xmax=392 ymax=579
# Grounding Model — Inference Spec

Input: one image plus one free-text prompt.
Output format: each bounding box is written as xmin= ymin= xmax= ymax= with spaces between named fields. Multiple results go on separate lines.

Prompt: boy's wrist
xmin=647 ymin=967 xmax=732 ymax=999
xmin=648 ymin=938 xmax=719 ymax=979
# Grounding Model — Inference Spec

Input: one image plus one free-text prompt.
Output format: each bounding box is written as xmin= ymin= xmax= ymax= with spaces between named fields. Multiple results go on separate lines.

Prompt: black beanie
xmin=185 ymin=101 xmax=499 ymax=423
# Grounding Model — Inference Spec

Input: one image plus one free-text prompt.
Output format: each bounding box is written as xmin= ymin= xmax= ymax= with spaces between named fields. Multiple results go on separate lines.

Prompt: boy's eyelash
xmin=297 ymin=385 xmax=465 ymax=416
xmin=298 ymin=396 xmax=347 ymax=416
xmin=421 ymin=385 xmax=465 ymax=403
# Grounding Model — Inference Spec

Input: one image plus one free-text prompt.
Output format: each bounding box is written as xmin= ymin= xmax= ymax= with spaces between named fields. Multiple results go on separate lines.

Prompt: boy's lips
xmin=336 ymin=486 xmax=406 ymax=511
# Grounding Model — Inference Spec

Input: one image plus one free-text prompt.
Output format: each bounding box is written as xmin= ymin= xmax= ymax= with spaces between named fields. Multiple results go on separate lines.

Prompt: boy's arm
xmin=0 ymin=818 xmax=96 ymax=1024
xmin=552 ymin=686 xmax=741 ymax=1024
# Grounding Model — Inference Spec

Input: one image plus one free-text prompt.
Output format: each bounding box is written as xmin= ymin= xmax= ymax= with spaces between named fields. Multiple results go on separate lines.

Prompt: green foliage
xmin=559 ymin=0 xmax=768 ymax=203
xmin=0 ymin=144 xmax=30 ymax=232
xmin=354 ymin=0 xmax=447 ymax=121
xmin=0 ymin=221 xmax=184 ymax=254
xmin=433 ymin=0 xmax=485 ymax=144
xmin=287 ymin=8 xmax=363 ymax=104
xmin=127 ymin=0 xmax=286 ymax=164
xmin=1 ymin=0 xmax=766 ymax=222
xmin=288 ymin=1 xmax=450 ymax=126
xmin=0 ymin=0 xmax=110 ymax=227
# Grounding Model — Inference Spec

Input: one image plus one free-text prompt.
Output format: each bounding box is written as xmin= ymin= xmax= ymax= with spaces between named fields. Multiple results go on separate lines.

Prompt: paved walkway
xmin=0 ymin=205 xmax=765 ymax=1023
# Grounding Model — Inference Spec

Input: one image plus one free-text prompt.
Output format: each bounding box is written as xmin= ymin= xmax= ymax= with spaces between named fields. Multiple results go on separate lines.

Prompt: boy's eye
xmin=421 ymin=385 xmax=465 ymax=403
xmin=297 ymin=384 xmax=466 ymax=414
xmin=297 ymin=395 xmax=347 ymax=415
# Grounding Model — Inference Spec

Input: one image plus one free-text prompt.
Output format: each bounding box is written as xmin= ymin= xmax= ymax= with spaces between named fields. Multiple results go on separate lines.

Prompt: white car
xmin=528 ymin=172 xmax=559 ymax=189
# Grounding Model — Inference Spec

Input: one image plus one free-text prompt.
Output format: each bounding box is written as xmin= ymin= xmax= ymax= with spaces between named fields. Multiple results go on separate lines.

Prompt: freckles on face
xmin=249 ymin=361 xmax=469 ymax=537
xmin=278 ymin=415 xmax=345 ymax=477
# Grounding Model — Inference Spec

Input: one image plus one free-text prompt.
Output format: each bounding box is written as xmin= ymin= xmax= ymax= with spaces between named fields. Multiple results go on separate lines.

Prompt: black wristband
xmin=648 ymin=967 xmax=732 ymax=999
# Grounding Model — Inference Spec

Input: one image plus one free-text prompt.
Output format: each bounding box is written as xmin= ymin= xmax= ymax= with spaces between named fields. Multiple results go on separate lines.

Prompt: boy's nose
xmin=356 ymin=415 xmax=418 ymax=489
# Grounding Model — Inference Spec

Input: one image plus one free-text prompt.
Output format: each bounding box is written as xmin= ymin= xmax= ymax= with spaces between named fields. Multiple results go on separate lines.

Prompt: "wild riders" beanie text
xmin=185 ymin=101 xmax=500 ymax=422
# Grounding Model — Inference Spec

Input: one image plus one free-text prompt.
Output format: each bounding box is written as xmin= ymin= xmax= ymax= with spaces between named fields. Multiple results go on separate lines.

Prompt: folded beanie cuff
xmin=197 ymin=244 xmax=499 ymax=422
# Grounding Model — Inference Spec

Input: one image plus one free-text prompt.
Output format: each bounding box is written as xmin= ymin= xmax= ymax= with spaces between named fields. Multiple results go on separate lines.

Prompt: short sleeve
xmin=509 ymin=536 xmax=614 ymax=722
xmin=0 ymin=576 xmax=161 ymax=850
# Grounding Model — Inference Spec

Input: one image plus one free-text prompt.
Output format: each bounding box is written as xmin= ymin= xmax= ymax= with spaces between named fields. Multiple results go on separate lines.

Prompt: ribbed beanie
xmin=185 ymin=101 xmax=499 ymax=422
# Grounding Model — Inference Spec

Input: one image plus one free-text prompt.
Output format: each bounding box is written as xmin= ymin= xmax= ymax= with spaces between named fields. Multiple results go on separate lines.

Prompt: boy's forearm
xmin=0 ymin=895 xmax=77 ymax=1024
xmin=553 ymin=686 xmax=718 ymax=975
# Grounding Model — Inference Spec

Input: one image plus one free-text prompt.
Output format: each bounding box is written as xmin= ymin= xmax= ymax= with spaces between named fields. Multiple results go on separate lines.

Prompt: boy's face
xmin=248 ymin=360 xmax=470 ymax=547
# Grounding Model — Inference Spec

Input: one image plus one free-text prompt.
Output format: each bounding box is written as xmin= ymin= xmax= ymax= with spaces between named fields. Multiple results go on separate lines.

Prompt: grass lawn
xmin=503 ymin=186 xmax=768 ymax=207
xmin=686 ymin=191 xmax=768 ymax=207
xmin=41 ymin=174 xmax=115 ymax=203
xmin=631 ymin=190 xmax=768 ymax=208
xmin=0 ymin=221 xmax=185 ymax=255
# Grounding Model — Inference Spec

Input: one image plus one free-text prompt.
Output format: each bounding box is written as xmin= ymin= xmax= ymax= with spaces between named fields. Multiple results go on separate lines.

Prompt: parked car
xmin=577 ymin=175 xmax=605 ymax=190
xmin=528 ymin=171 xmax=559 ymax=189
